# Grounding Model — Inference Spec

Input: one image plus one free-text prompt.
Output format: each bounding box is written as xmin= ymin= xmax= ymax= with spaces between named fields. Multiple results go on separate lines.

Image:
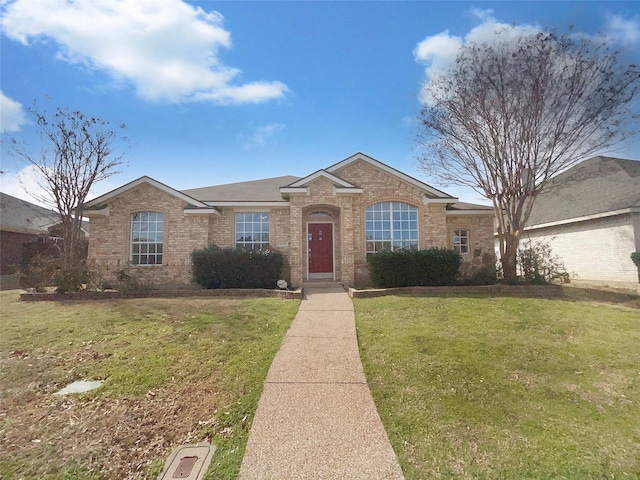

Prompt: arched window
xmin=131 ymin=212 xmax=164 ymax=265
xmin=453 ymin=229 xmax=469 ymax=254
xmin=365 ymin=202 xmax=418 ymax=253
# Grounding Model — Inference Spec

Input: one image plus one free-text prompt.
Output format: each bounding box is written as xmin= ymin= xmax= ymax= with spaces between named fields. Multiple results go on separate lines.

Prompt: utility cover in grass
xmin=54 ymin=380 xmax=103 ymax=395
xmin=158 ymin=443 xmax=215 ymax=480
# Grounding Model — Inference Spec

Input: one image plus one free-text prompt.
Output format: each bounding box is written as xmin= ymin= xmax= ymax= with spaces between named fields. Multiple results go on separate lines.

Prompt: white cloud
xmin=413 ymin=10 xmax=540 ymax=103
xmin=0 ymin=91 xmax=27 ymax=132
xmin=413 ymin=31 xmax=462 ymax=82
xmin=0 ymin=0 xmax=289 ymax=104
xmin=238 ymin=123 xmax=286 ymax=150
xmin=0 ymin=165 xmax=55 ymax=207
xmin=604 ymin=14 xmax=640 ymax=46
xmin=0 ymin=164 xmax=121 ymax=208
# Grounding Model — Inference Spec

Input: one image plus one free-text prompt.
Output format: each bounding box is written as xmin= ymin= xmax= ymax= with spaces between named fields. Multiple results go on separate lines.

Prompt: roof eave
xmin=204 ymin=201 xmax=290 ymax=208
xmin=526 ymin=207 xmax=640 ymax=230
xmin=446 ymin=209 xmax=495 ymax=216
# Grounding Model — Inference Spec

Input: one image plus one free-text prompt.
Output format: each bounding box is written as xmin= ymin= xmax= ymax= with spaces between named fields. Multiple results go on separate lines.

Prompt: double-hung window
xmin=453 ymin=229 xmax=470 ymax=254
xmin=131 ymin=212 xmax=164 ymax=265
xmin=366 ymin=202 xmax=418 ymax=253
xmin=235 ymin=212 xmax=270 ymax=250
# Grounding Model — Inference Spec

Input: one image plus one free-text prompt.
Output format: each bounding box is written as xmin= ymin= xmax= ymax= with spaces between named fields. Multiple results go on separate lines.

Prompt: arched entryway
xmin=304 ymin=208 xmax=339 ymax=281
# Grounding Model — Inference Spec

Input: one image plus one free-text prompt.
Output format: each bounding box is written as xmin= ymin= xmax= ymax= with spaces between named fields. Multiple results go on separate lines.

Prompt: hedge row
xmin=191 ymin=245 xmax=284 ymax=289
xmin=367 ymin=248 xmax=461 ymax=288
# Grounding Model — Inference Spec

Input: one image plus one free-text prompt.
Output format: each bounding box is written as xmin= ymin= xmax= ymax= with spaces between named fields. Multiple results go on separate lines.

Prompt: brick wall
xmin=446 ymin=214 xmax=496 ymax=267
xmin=524 ymin=213 xmax=640 ymax=285
xmin=88 ymin=161 xmax=497 ymax=288
xmin=87 ymin=183 xmax=210 ymax=286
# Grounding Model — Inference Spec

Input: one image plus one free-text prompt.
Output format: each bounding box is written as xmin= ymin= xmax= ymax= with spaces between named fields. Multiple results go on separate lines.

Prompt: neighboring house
xmin=0 ymin=192 xmax=60 ymax=276
xmin=83 ymin=153 xmax=495 ymax=288
xmin=524 ymin=156 xmax=640 ymax=289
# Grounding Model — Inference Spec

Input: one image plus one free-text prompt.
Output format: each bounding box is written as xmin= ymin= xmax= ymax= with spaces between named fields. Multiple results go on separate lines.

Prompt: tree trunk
xmin=501 ymin=234 xmax=520 ymax=284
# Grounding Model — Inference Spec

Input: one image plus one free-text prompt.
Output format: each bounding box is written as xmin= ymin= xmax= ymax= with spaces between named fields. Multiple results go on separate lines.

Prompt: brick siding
xmin=524 ymin=213 xmax=640 ymax=285
xmin=87 ymin=160 xmax=496 ymax=288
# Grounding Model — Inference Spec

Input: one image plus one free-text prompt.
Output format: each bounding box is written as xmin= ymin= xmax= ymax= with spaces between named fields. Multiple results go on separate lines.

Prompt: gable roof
xmin=183 ymin=176 xmax=300 ymax=204
xmin=326 ymin=152 xmax=456 ymax=200
xmin=527 ymin=156 xmax=640 ymax=228
xmin=280 ymin=170 xmax=364 ymax=196
xmin=0 ymin=192 xmax=59 ymax=235
xmin=82 ymin=176 xmax=217 ymax=213
xmin=81 ymin=153 xmax=460 ymax=209
xmin=284 ymin=170 xmax=359 ymax=189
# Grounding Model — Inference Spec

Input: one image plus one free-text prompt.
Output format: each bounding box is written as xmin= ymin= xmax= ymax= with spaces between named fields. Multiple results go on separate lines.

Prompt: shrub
xmin=20 ymin=253 xmax=59 ymax=292
xmin=458 ymin=250 xmax=497 ymax=285
xmin=517 ymin=239 xmax=568 ymax=285
xmin=110 ymin=265 xmax=152 ymax=293
xmin=20 ymin=254 xmax=91 ymax=293
xmin=191 ymin=245 xmax=284 ymax=289
xmin=367 ymin=248 xmax=461 ymax=288
xmin=631 ymin=252 xmax=640 ymax=281
xmin=55 ymin=265 xmax=92 ymax=293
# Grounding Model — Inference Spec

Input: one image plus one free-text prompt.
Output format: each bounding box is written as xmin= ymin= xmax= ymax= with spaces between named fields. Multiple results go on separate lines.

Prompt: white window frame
xmin=131 ymin=211 xmax=164 ymax=265
xmin=235 ymin=212 xmax=270 ymax=250
xmin=365 ymin=202 xmax=419 ymax=254
xmin=453 ymin=229 xmax=470 ymax=254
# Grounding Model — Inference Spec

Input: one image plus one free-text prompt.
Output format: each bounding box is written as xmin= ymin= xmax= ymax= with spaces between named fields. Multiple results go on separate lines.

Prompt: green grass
xmin=0 ymin=291 xmax=299 ymax=479
xmin=355 ymin=295 xmax=640 ymax=480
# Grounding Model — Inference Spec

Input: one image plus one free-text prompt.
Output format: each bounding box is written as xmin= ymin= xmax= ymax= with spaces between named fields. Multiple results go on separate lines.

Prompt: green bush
xmin=191 ymin=245 xmax=284 ymax=289
xmin=20 ymin=254 xmax=91 ymax=293
xmin=367 ymin=248 xmax=461 ymax=288
xmin=517 ymin=239 xmax=568 ymax=285
xmin=631 ymin=252 xmax=640 ymax=281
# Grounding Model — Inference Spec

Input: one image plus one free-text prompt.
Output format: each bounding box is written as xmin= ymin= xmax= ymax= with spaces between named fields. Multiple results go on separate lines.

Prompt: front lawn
xmin=355 ymin=295 xmax=640 ymax=479
xmin=0 ymin=291 xmax=299 ymax=479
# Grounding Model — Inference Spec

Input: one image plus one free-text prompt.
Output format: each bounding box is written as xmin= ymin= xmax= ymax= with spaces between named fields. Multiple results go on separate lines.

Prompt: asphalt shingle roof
xmin=181 ymin=176 xmax=301 ymax=202
xmin=527 ymin=156 xmax=640 ymax=226
xmin=0 ymin=192 xmax=59 ymax=235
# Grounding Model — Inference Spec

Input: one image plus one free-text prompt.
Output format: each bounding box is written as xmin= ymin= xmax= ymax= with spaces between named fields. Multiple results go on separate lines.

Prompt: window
xmin=366 ymin=202 xmax=418 ymax=253
xmin=236 ymin=212 xmax=270 ymax=250
xmin=131 ymin=212 xmax=164 ymax=265
xmin=453 ymin=229 xmax=469 ymax=254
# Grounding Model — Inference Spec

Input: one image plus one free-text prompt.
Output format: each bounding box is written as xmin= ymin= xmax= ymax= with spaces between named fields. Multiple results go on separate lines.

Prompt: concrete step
xmin=302 ymin=281 xmax=345 ymax=289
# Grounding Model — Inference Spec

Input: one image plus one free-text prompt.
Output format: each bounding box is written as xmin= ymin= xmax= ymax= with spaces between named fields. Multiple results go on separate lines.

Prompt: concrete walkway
xmin=238 ymin=286 xmax=405 ymax=479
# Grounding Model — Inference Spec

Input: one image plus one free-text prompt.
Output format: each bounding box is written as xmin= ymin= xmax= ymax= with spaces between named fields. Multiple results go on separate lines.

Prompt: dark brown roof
xmin=527 ymin=156 xmax=640 ymax=226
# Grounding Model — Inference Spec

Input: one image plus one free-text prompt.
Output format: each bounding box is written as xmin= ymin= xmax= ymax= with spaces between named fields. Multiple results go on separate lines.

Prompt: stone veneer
xmin=87 ymin=159 xmax=495 ymax=288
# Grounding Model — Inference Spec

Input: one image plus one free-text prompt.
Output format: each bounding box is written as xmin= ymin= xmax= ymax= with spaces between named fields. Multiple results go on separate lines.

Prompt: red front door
xmin=308 ymin=223 xmax=333 ymax=274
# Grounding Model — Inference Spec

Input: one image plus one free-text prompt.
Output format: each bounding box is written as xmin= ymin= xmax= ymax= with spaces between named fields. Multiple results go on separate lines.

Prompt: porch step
xmin=302 ymin=280 xmax=345 ymax=289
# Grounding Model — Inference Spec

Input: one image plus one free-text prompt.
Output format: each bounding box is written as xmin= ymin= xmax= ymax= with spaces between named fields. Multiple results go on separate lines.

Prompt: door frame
xmin=306 ymin=221 xmax=335 ymax=280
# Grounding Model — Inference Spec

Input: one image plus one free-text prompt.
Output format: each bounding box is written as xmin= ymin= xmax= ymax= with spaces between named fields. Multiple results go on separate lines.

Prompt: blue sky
xmin=1 ymin=0 xmax=639 ymax=206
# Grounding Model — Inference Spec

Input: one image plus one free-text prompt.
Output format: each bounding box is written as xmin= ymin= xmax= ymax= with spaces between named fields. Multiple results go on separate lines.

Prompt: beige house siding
xmin=87 ymin=183 xmax=209 ymax=285
xmin=86 ymin=155 xmax=496 ymax=289
xmin=446 ymin=214 xmax=496 ymax=266
xmin=207 ymin=207 xmax=234 ymax=248
xmin=524 ymin=213 xmax=640 ymax=287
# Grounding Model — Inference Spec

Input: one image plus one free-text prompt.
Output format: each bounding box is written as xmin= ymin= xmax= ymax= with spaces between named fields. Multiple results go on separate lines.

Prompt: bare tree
xmin=417 ymin=28 xmax=640 ymax=282
xmin=5 ymin=106 xmax=128 ymax=267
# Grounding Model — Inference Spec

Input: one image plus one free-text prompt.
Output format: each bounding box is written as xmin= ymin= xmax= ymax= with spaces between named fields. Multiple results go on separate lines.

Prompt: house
xmin=0 ymin=192 xmax=61 ymax=274
xmin=83 ymin=153 xmax=495 ymax=288
xmin=524 ymin=156 xmax=640 ymax=289
xmin=0 ymin=192 xmax=61 ymax=289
